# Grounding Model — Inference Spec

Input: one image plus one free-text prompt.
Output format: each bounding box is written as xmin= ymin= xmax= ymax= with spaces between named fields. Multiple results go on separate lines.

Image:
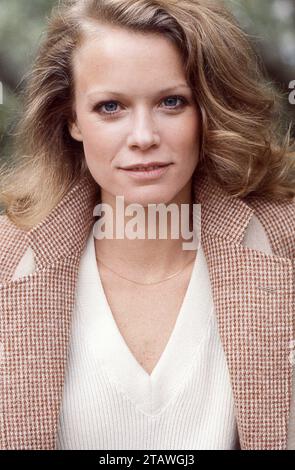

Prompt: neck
xmin=93 ymin=184 xmax=197 ymax=279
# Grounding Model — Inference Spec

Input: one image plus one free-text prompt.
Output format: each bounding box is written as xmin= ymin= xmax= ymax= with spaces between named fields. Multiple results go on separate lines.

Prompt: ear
xmin=68 ymin=120 xmax=83 ymax=142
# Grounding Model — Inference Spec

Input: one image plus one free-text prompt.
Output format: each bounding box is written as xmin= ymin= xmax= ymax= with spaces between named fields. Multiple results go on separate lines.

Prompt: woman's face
xmin=69 ymin=24 xmax=201 ymax=207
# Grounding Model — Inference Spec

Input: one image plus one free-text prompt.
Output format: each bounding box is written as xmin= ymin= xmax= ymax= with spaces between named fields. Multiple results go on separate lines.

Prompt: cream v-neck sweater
xmin=12 ymin=215 xmax=273 ymax=450
xmin=56 ymin=230 xmax=239 ymax=450
xmin=55 ymin=215 xmax=272 ymax=450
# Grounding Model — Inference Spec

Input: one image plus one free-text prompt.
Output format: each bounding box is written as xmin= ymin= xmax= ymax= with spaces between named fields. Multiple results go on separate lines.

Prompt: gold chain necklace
xmin=95 ymin=251 xmax=197 ymax=286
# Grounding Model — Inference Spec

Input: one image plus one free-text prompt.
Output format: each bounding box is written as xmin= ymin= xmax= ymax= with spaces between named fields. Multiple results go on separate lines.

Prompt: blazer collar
xmin=0 ymin=175 xmax=100 ymax=282
xmin=192 ymin=171 xmax=254 ymax=245
xmin=27 ymin=176 xmax=100 ymax=270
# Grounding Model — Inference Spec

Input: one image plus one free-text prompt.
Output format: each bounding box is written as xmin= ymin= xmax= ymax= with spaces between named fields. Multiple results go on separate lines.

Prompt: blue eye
xmin=94 ymin=95 xmax=188 ymax=118
xmin=100 ymin=101 xmax=119 ymax=114
xmin=163 ymin=96 xmax=185 ymax=108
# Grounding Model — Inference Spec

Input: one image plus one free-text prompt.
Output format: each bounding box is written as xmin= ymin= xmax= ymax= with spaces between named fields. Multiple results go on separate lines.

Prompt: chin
xmin=124 ymin=190 xmax=174 ymax=207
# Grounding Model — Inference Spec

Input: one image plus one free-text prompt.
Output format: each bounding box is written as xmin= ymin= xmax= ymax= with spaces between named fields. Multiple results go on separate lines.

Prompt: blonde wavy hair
xmin=1 ymin=0 xmax=295 ymax=230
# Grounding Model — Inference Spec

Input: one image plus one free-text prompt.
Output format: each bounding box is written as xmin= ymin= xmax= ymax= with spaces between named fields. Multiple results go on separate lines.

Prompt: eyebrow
xmin=86 ymin=84 xmax=191 ymax=99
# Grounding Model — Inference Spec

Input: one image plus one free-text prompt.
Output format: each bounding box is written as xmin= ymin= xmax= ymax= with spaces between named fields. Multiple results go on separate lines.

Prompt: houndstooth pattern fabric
xmin=0 ymin=171 xmax=294 ymax=450
xmin=0 ymin=216 xmax=29 ymax=283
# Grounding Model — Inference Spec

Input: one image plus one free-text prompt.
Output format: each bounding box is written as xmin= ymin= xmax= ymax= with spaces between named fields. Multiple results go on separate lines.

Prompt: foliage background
xmin=0 ymin=0 xmax=294 ymax=164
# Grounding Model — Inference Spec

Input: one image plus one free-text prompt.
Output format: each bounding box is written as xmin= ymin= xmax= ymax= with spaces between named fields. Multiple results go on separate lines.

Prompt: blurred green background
xmin=0 ymin=0 xmax=294 ymax=165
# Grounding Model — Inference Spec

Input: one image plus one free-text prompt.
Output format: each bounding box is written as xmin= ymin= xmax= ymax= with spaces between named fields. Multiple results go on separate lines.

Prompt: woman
xmin=0 ymin=0 xmax=294 ymax=451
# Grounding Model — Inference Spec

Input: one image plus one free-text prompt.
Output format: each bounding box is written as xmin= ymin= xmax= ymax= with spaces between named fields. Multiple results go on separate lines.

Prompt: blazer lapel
xmin=0 ymin=176 xmax=100 ymax=450
xmin=193 ymin=172 xmax=294 ymax=450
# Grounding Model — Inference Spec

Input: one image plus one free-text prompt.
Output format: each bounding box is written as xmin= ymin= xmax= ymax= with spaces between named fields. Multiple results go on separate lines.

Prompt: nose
xmin=127 ymin=108 xmax=160 ymax=150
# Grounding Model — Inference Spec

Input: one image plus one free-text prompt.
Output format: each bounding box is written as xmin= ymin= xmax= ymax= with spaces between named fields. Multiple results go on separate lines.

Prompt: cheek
xmin=187 ymin=114 xmax=201 ymax=157
xmin=185 ymin=109 xmax=201 ymax=142
xmin=173 ymin=114 xmax=200 ymax=157
xmin=80 ymin=122 xmax=114 ymax=163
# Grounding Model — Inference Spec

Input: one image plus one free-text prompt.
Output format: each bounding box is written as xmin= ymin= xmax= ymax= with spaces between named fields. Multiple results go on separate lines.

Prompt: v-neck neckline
xmin=77 ymin=228 xmax=214 ymax=416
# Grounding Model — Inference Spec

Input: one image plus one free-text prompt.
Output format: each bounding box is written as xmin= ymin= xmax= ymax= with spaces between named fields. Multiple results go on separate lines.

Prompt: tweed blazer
xmin=0 ymin=171 xmax=294 ymax=450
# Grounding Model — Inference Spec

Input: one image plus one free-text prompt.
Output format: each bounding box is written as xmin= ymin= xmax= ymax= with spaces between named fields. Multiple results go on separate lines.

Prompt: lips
xmin=119 ymin=163 xmax=172 ymax=180
xmin=121 ymin=162 xmax=171 ymax=171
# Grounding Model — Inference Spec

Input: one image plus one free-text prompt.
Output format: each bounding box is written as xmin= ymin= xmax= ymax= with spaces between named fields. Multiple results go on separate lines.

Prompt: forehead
xmin=72 ymin=24 xmax=188 ymax=96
